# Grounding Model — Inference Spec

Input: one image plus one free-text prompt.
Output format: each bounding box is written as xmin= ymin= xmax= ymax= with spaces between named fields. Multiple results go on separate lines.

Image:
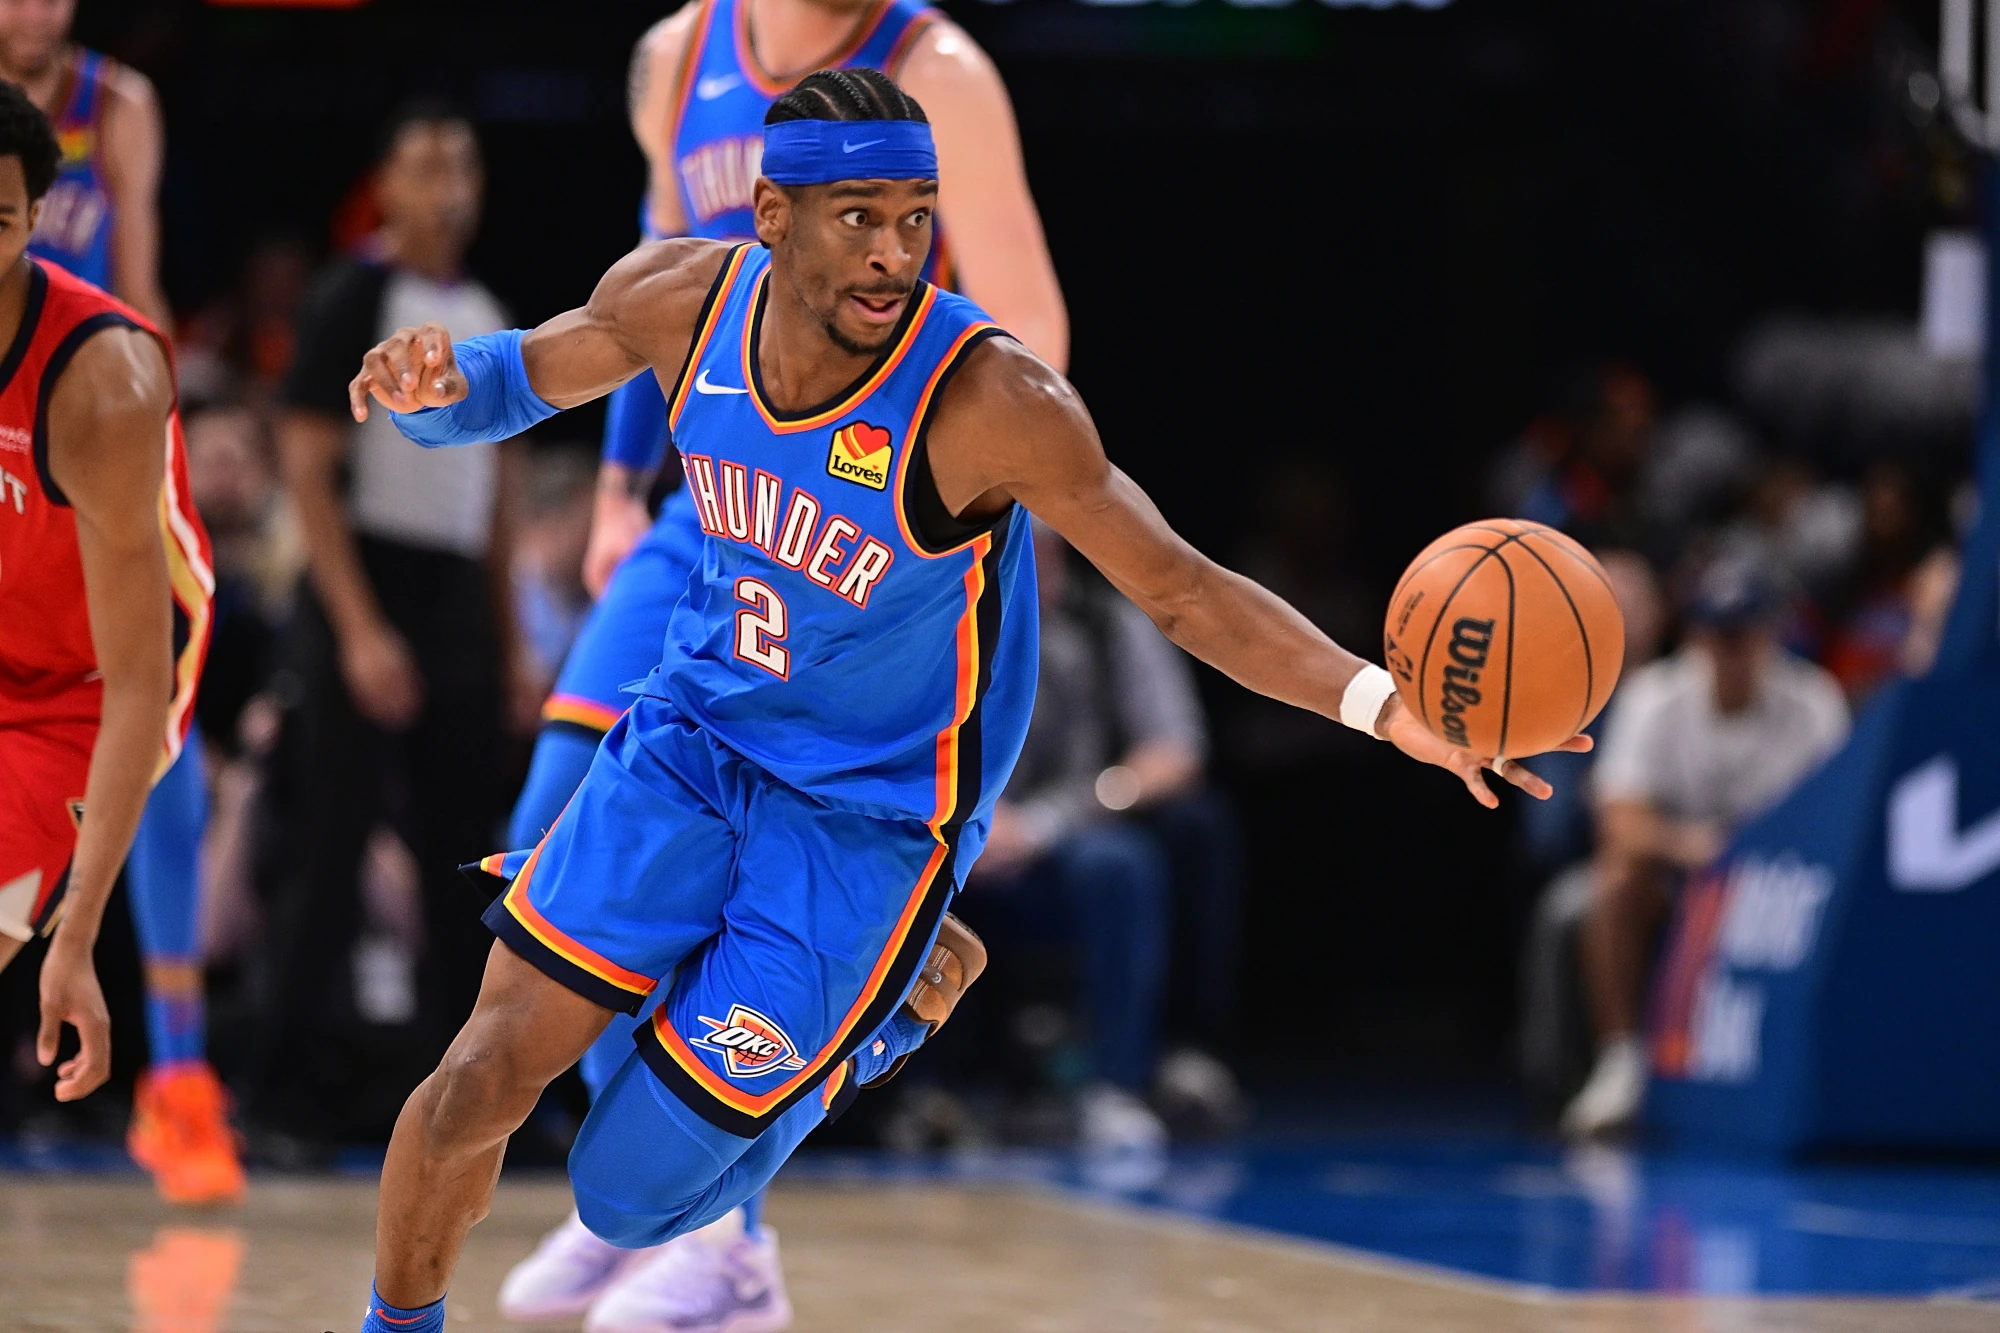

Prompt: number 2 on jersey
xmin=734 ymin=577 xmax=790 ymax=678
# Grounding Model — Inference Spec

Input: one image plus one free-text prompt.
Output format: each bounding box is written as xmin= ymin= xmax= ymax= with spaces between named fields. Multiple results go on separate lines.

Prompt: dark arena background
xmin=7 ymin=0 xmax=2000 ymax=1327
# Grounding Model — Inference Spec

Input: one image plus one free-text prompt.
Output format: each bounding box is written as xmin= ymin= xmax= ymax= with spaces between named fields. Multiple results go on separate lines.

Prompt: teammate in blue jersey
xmin=500 ymin=4 xmax=1067 ymax=1324
xmin=343 ymin=70 xmax=1587 ymax=1333
xmin=0 ymin=0 xmax=243 ymax=1205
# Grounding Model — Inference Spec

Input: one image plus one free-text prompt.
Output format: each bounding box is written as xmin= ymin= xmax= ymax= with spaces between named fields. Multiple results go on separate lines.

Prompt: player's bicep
xmin=524 ymin=240 xmax=728 ymax=408
xmin=97 ymin=72 xmax=164 ymax=201
xmin=46 ymin=332 xmax=175 ymax=673
xmin=963 ymin=362 xmax=1202 ymax=618
xmin=46 ymin=329 xmax=172 ymax=530
xmin=903 ymin=24 xmax=1067 ymax=369
xmin=520 ymin=306 xmax=646 ymax=409
xmin=632 ymin=8 xmax=695 ymax=237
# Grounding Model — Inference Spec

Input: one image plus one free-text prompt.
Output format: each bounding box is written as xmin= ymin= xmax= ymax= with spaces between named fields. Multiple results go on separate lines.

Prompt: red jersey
xmin=0 ymin=257 xmax=212 ymax=769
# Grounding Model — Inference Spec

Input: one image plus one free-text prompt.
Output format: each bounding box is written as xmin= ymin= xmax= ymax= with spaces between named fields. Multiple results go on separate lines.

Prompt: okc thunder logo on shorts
xmin=689 ymin=1004 xmax=810 ymax=1079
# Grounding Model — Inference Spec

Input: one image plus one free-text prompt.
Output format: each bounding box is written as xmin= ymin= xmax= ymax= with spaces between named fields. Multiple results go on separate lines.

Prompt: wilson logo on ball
xmin=1436 ymin=616 xmax=1495 ymax=748
xmin=1385 ymin=518 xmax=1626 ymax=759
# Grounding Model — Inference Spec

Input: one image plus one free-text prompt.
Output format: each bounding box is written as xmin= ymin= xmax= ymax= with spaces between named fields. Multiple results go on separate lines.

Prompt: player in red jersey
xmin=0 ymin=80 xmax=211 ymax=1108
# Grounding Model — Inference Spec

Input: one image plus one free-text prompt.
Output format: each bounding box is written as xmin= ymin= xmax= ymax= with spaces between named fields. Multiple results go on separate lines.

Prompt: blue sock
xmin=851 ymin=1010 xmax=930 ymax=1085
xmin=361 ymin=1287 xmax=445 ymax=1333
xmin=741 ymin=1189 xmax=763 ymax=1233
xmin=145 ymin=992 xmax=205 ymax=1068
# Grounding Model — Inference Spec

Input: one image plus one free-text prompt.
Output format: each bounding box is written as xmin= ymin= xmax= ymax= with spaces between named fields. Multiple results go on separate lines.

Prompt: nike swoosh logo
xmin=843 ymin=138 xmax=886 ymax=153
xmin=694 ymin=369 xmax=748 ymax=396
xmin=1890 ymin=754 xmax=2000 ymax=891
xmin=695 ymin=73 xmax=741 ymax=101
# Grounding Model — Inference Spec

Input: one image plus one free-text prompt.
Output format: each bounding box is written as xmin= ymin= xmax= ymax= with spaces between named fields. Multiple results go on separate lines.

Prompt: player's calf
xmin=373 ymin=943 xmax=616 ymax=1313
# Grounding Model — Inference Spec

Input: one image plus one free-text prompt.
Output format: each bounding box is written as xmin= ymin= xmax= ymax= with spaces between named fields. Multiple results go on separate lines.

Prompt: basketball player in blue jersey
xmin=0 ymin=0 xmax=244 ymax=1205
xmin=344 ymin=71 xmax=1588 ymax=1333
xmin=499 ymin=5 xmax=1065 ymax=1324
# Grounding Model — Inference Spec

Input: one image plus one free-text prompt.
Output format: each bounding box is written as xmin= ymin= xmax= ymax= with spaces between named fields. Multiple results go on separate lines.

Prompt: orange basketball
xmin=1382 ymin=519 xmax=1625 ymax=759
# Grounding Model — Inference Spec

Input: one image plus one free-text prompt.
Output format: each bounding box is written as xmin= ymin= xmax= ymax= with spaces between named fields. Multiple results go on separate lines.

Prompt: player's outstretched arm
xmin=928 ymin=340 xmax=1588 ymax=809
xmin=39 ymin=326 xmax=178 ymax=1100
xmin=347 ymin=239 xmax=731 ymax=426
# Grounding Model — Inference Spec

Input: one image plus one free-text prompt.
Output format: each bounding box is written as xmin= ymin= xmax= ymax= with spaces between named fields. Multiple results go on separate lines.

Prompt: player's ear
xmin=25 ymin=198 xmax=40 ymax=234
xmin=752 ymin=178 xmax=790 ymax=248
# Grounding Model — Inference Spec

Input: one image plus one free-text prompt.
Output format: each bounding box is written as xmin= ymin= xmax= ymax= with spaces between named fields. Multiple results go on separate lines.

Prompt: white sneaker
xmin=585 ymin=1225 xmax=792 ymax=1333
xmin=1561 ymin=1036 xmax=1649 ymax=1139
xmin=1078 ymin=1082 xmax=1169 ymax=1153
xmin=498 ymin=1210 xmax=657 ymax=1322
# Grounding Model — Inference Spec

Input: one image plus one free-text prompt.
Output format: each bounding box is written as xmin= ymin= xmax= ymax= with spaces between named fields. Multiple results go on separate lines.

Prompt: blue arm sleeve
xmin=600 ymin=370 xmax=671 ymax=471
xmin=392 ymin=329 xmax=560 ymax=448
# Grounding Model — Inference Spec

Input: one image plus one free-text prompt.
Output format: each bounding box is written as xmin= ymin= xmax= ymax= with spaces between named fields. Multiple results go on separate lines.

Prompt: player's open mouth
xmin=849 ymin=292 xmax=907 ymax=322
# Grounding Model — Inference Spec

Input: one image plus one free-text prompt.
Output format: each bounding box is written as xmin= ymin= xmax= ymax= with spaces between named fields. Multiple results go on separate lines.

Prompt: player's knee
xmin=420 ymin=1023 xmax=547 ymax=1150
xmin=569 ymin=1126 xmax=714 ymax=1249
xmin=573 ymin=1187 xmax=700 ymax=1250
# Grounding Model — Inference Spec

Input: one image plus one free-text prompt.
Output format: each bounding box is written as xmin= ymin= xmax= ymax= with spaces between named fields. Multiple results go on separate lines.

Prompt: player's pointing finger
xmin=1493 ymin=758 xmax=1554 ymax=801
xmin=362 ymin=348 xmax=411 ymax=412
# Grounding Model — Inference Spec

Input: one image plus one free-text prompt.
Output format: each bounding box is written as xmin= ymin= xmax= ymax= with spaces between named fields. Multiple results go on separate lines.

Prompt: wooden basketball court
xmin=4 ymin=1176 xmax=1993 ymax=1333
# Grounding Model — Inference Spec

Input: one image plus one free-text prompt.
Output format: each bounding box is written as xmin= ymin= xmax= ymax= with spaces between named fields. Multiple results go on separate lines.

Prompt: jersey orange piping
xmin=501 ymin=841 xmax=657 ymax=999
xmin=541 ymin=693 xmax=625 ymax=733
xmin=158 ymin=423 xmax=214 ymax=775
xmin=646 ymin=836 xmax=950 ymax=1116
xmin=664 ymin=0 xmax=720 ymax=163
xmin=740 ymin=272 xmax=936 ymax=434
xmin=927 ymin=534 xmax=989 ymax=831
xmin=667 ymin=244 xmax=756 ymax=431
xmin=888 ymin=320 xmax=998 ymax=559
xmin=733 ymin=0 xmax=896 ymax=99
xmin=883 ymin=8 xmax=939 ymax=76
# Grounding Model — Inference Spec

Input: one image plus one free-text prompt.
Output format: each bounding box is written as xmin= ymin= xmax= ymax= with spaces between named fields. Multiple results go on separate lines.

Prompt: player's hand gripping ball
xmin=1384 ymin=519 xmax=1625 ymax=760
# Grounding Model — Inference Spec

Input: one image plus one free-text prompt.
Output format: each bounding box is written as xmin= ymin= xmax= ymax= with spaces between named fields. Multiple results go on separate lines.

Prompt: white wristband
xmin=1339 ymin=664 xmax=1398 ymax=737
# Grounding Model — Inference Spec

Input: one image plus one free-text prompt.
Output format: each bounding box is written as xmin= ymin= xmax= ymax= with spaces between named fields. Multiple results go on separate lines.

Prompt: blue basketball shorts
xmin=481 ymin=692 xmax=963 ymax=1138
xmin=540 ymin=489 xmax=704 ymax=735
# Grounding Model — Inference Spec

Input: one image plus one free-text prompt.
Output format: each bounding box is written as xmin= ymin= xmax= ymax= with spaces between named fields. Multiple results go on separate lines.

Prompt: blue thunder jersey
xmin=29 ymin=49 xmax=116 ymax=287
xmin=644 ymin=244 xmax=1037 ymax=836
xmin=666 ymin=0 xmax=951 ymax=288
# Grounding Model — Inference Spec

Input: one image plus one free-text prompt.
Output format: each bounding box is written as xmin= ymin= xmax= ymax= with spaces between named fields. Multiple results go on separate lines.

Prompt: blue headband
xmin=761 ymin=118 xmax=937 ymax=186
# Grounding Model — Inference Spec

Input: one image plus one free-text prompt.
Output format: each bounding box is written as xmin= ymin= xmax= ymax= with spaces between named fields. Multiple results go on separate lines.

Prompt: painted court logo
xmin=689 ymin=1004 xmax=809 ymax=1079
xmin=828 ymin=421 xmax=892 ymax=491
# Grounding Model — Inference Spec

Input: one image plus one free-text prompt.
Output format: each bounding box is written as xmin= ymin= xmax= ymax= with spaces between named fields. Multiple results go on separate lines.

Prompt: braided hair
xmin=764 ymin=67 xmax=928 ymax=126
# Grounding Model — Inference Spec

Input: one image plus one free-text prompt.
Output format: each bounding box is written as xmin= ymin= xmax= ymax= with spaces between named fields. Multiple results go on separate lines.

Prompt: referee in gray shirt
xmin=251 ymin=102 xmax=525 ymax=1137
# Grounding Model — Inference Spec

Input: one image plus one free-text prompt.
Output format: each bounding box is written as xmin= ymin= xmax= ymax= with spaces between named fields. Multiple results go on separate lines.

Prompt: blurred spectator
xmin=183 ymin=406 xmax=295 ymax=753
xmin=1564 ymin=554 xmax=1848 ymax=1137
xmin=1496 ymin=364 xmax=1660 ymax=554
xmin=254 ymin=100 xmax=522 ymax=1137
xmin=1718 ymin=456 xmax=1861 ymax=610
xmin=1900 ymin=546 xmax=1960 ymax=679
xmin=1815 ymin=461 xmax=1953 ymax=702
xmin=511 ymin=446 xmax=597 ymax=720
xmin=177 ymin=236 xmax=314 ymax=408
xmin=962 ymin=522 xmax=1244 ymax=1149
xmin=0 ymin=0 xmax=171 ymax=326
xmin=1516 ymin=549 xmax=1667 ymax=1119
xmin=1225 ymin=461 xmax=1375 ymax=773
xmin=180 ymin=405 xmax=298 ymax=968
